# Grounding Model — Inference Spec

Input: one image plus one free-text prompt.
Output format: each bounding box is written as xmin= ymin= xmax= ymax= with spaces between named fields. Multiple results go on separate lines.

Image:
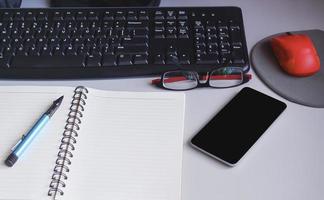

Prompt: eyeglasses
xmin=152 ymin=67 xmax=252 ymax=91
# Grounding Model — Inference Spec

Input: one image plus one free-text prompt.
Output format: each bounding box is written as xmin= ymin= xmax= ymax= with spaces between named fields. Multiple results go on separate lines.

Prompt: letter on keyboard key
xmin=10 ymin=56 xmax=85 ymax=68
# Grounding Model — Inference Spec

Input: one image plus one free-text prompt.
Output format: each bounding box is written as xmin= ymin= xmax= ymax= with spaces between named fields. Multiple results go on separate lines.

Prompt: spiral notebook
xmin=0 ymin=86 xmax=185 ymax=200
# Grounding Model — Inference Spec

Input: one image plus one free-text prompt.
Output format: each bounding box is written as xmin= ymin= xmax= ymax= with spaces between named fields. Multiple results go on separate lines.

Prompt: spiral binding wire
xmin=48 ymin=86 xmax=88 ymax=199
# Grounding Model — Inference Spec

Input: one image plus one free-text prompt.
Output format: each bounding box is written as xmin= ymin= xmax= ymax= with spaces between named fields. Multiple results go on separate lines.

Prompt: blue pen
xmin=5 ymin=96 xmax=64 ymax=167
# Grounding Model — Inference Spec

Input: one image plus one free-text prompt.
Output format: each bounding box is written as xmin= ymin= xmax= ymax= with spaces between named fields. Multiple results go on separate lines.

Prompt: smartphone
xmin=191 ymin=87 xmax=287 ymax=166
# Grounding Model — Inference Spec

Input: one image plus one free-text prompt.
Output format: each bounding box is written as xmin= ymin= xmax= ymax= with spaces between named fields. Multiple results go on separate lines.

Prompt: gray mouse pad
xmin=251 ymin=29 xmax=324 ymax=108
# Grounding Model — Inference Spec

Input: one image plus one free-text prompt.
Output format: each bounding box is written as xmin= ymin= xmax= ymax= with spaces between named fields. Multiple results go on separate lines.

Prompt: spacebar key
xmin=11 ymin=56 xmax=85 ymax=68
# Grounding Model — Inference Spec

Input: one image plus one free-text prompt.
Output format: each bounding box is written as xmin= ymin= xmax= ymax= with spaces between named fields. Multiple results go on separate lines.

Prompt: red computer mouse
xmin=270 ymin=33 xmax=320 ymax=77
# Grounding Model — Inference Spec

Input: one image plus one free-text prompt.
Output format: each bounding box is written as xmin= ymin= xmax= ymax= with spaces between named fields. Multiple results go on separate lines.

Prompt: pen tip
xmin=55 ymin=96 xmax=64 ymax=104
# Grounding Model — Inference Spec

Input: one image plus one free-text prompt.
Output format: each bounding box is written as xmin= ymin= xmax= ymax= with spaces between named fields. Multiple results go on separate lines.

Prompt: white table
xmin=9 ymin=0 xmax=324 ymax=199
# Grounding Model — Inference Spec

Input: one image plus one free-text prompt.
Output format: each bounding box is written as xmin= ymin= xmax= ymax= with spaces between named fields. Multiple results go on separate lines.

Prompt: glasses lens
xmin=162 ymin=71 xmax=198 ymax=90
xmin=209 ymin=67 xmax=243 ymax=88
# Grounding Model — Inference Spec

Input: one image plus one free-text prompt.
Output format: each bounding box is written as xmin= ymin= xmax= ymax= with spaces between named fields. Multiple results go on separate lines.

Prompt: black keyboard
xmin=0 ymin=7 xmax=249 ymax=79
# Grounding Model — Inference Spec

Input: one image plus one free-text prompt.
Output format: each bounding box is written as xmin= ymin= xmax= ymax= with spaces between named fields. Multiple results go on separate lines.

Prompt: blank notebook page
xmin=0 ymin=86 xmax=74 ymax=199
xmin=63 ymin=89 xmax=185 ymax=200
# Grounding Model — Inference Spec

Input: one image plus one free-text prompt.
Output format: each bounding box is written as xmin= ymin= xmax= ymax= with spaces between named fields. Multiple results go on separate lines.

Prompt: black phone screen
xmin=191 ymin=87 xmax=287 ymax=166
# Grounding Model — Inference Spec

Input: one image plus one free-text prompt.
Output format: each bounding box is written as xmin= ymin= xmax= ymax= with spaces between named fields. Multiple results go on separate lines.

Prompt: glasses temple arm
xmin=243 ymin=74 xmax=252 ymax=82
xmin=152 ymin=74 xmax=252 ymax=84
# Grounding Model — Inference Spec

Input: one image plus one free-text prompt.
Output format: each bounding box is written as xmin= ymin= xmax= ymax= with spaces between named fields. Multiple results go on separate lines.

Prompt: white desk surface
xmin=6 ymin=0 xmax=324 ymax=199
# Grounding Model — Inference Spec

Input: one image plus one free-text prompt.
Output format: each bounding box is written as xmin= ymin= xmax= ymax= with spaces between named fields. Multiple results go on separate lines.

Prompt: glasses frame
xmin=156 ymin=67 xmax=251 ymax=91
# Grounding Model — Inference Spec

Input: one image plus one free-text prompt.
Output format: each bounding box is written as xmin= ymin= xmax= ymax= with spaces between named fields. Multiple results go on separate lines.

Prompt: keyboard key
xmin=28 ymin=46 xmax=41 ymax=56
xmin=102 ymin=55 xmax=117 ymax=66
xmin=194 ymin=21 xmax=204 ymax=29
xmin=195 ymin=44 xmax=206 ymax=54
xmin=41 ymin=46 xmax=53 ymax=56
xmin=207 ymin=35 xmax=217 ymax=44
xmin=196 ymin=54 xmax=219 ymax=64
xmin=178 ymin=11 xmax=188 ymax=20
xmin=133 ymin=28 xmax=148 ymax=37
xmin=14 ymin=12 xmax=24 ymax=21
xmin=25 ymin=11 xmax=36 ymax=21
xmin=10 ymin=56 xmax=85 ymax=68
xmin=64 ymin=11 xmax=75 ymax=20
xmin=166 ymin=10 xmax=176 ymax=20
xmin=230 ymin=30 xmax=243 ymax=45
xmin=103 ymin=11 xmax=114 ymax=21
xmin=114 ymin=21 xmax=126 ymax=30
xmin=127 ymin=21 xmax=149 ymax=29
xmin=86 ymin=55 xmax=102 ymax=67
xmin=178 ymin=28 xmax=189 ymax=38
xmin=133 ymin=54 xmax=148 ymax=65
xmin=195 ymin=36 xmax=205 ymax=45
xmin=231 ymin=48 xmax=245 ymax=64
xmin=167 ymin=45 xmax=177 ymax=54
xmin=154 ymin=11 xmax=164 ymax=20
xmin=65 ymin=46 xmax=78 ymax=56
xmin=115 ymin=11 xmax=126 ymax=20
xmin=178 ymin=20 xmax=188 ymax=28
xmin=116 ymin=45 xmax=148 ymax=55
xmin=166 ymin=21 xmax=176 ymax=27
xmin=154 ymin=54 xmax=165 ymax=64
xmin=179 ymin=53 xmax=190 ymax=64
xmin=166 ymin=28 xmax=177 ymax=38
xmin=53 ymin=11 xmax=63 ymax=21
xmin=154 ymin=28 xmax=165 ymax=38
xmin=88 ymin=11 xmax=99 ymax=20
xmin=123 ymin=37 xmax=148 ymax=46
xmin=53 ymin=46 xmax=65 ymax=56
xmin=37 ymin=11 xmax=47 ymax=21
xmin=76 ymin=11 xmax=87 ymax=20
xmin=166 ymin=54 xmax=177 ymax=64
xmin=118 ymin=54 xmax=132 ymax=66
xmin=102 ymin=46 xmax=114 ymax=55
xmin=127 ymin=11 xmax=137 ymax=20
xmin=207 ymin=27 xmax=217 ymax=35
xmin=138 ymin=11 xmax=149 ymax=20
xmin=0 ymin=56 xmax=10 ymax=68
xmin=78 ymin=46 xmax=89 ymax=56
xmin=3 ymin=12 xmax=13 ymax=21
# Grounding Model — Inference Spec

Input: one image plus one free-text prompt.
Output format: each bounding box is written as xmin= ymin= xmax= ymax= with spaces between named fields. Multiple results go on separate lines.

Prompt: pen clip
xmin=11 ymin=135 xmax=25 ymax=152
